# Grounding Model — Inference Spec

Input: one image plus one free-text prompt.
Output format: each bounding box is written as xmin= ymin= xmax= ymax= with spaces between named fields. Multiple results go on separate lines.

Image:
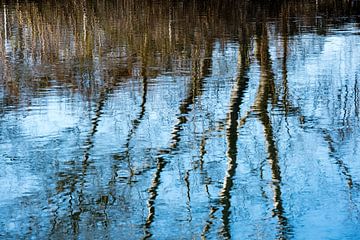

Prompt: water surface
xmin=1 ymin=0 xmax=360 ymax=239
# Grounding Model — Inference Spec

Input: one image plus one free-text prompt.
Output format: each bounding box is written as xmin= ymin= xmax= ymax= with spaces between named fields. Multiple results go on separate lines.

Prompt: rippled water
xmin=1 ymin=0 xmax=360 ymax=239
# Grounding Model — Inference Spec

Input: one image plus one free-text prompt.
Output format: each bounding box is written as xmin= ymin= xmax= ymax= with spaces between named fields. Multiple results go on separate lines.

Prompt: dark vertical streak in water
xmin=219 ymin=41 xmax=251 ymax=240
xmin=82 ymin=87 xmax=110 ymax=171
xmin=74 ymin=86 xmax=111 ymax=231
xmin=109 ymin=75 xmax=148 ymax=187
xmin=112 ymin=36 xmax=148 ymax=181
xmin=322 ymin=130 xmax=353 ymax=188
xmin=49 ymin=82 xmax=114 ymax=237
xmin=143 ymin=44 xmax=211 ymax=239
xmin=184 ymin=170 xmax=192 ymax=222
xmin=321 ymin=129 xmax=360 ymax=219
xmin=281 ymin=12 xmax=290 ymax=117
xmin=201 ymin=206 xmax=218 ymax=240
xmin=342 ymin=83 xmax=349 ymax=127
xmin=197 ymin=124 xmax=227 ymax=239
xmin=255 ymin=22 xmax=291 ymax=240
xmin=199 ymin=133 xmax=208 ymax=170
xmin=259 ymin=108 xmax=289 ymax=240
xmin=355 ymin=74 xmax=359 ymax=119
xmin=202 ymin=33 xmax=251 ymax=239
xmin=279 ymin=8 xmax=297 ymax=119
xmin=107 ymin=37 xmax=150 ymax=205
xmin=279 ymin=7 xmax=295 ymax=162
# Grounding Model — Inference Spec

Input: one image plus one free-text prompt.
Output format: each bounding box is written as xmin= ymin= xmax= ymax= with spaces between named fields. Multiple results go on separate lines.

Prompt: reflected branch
xmin=49 ymin=78 xmax=117 ymax=235
xmin=322 ymin=129 xmax=353 ymax=188
xmin=254 ymin=22 xmax=291 ymax=240
xmin=219 ymin=41 xmax=251 ymax=239
xmin=109 ymin=36 xmax=150 ymax=191
xmin=202 ymin=34 xmax=251 ymax=239
xmin=143 ymin=44 xmax=212 ymax=239
xmin=184 ymin=170 xmax=192 ymax=222
xmin=321 ymin=129 xmax=360 ymax=222
xmin=108 ymin=76 xmax=148 ymax=186
xmin=280 ymin=9 xmax=295 ymax=117
xmin=70 ymin=84 xmax=112 ymax=229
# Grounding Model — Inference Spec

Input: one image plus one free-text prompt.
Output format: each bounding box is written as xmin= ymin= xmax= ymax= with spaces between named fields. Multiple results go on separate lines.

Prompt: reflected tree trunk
xmin=254 ymin=21 xmax=291 ymax=240
xmin=202 ymin=29 xmax=251 ymax=239
xmin=281 ymin=8 xmax=290 ymax=116
xmin=49 ymin=76 xmax=118 ymax=236
xmin=219 ymin=37 xmax=251 ymax=239
xmin=143 ymin=42 xmax=212 ymax=239
xmin=107 ymin=36 xmax=149 ymax=203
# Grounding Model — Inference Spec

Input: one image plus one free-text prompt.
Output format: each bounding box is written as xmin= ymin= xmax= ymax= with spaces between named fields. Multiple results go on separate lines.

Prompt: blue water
xmin=1 ymin=0 xmax=360 ymax=239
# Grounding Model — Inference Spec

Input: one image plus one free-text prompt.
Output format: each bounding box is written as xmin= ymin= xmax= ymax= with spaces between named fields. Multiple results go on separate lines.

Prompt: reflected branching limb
xmin=195 ymin=121 xmax=225 ymax=236
xmin=198 ymin=120 xmax=227 ymax=170
xmin=279 ymin=8 xmax=296 ymax=140
xmin=280 ymin=3 xmax=292 ymax=118
xmin=203 ymin=18 xmax=292 ymax=240
xmin=49 ymin=78 xmax=117 ymax=236
xmin=201 ymin=206 xmax=218 ymax=240
xmin=184 ymin=170 xmax=192 ymax=222
xmin=143 ymin=44 xmax=211 ymax=239
xmin=109 ymin=37 xmax=150 ymax=190
xmin=321 ymin=129 xmax=360 ymax=219
xmin=108 ymin=75 xmax=148 ymax=187
xmin=219 ymin=40 xmax=251 ymax=239
xmin=322 ymin=129 xmax=354 ymax=188
xmin=254 ymin=22 xmax=291 ymax=240
xmin=258 ymin=110 xmax=290 ymax=240
xmin=199 ymin=131 xmax=208 ymax=171
xmin=72 ymin=84 xmax=112 ymax=230
xmin=201 ymin=35 xmax=252 ymax=239
xmin=188 ymin=122 xmax=226 ymax=224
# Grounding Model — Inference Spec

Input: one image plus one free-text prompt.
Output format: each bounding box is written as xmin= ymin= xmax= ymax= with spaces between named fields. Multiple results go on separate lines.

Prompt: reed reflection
xmin=1 ymin=0 xmax=359 ymax=106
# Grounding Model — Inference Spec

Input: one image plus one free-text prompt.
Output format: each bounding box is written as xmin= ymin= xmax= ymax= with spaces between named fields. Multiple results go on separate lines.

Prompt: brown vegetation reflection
xmin=1 ymin=0 xmax=359 ymax=107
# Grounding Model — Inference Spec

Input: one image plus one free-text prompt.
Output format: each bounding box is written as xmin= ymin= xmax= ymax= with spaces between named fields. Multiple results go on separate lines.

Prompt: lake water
xmin=1 ymin=0 xmax=360 ymax=239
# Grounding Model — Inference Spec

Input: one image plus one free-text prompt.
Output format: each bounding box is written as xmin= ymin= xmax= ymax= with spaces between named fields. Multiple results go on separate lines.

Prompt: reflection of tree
xmin=355 ymin=75 xmax=359 ymax=119
xmin=201 ymin=21 xmax=294 ymax=239
xmin=143 ymin=43 xmax=213 ymax=239
xmin=1 ymin=0 xmax=360 ymax=238
xmin=49 ymin=78 xmax=117 ymax=236
xmin=321 ymin=128 xmax=360 ymax=221
xmin=219 ymin=37 xmax=251 ymax=239
xmin=201 ymin=29 xmax=252 ymax=238
xmin=254 ymin=22 xmax=291 ymax=240
xmin=323 ymin=129 xmax=354 ymax=188
xmin=110 ymin=35 xmax=150 ymax=187
xmin=50 ymin=35 xmax=152 ymax=235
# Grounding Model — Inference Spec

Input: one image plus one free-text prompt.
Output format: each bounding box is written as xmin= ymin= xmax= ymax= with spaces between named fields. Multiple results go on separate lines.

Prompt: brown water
xmin=1 ymin=0 xmax=360 ymax=239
